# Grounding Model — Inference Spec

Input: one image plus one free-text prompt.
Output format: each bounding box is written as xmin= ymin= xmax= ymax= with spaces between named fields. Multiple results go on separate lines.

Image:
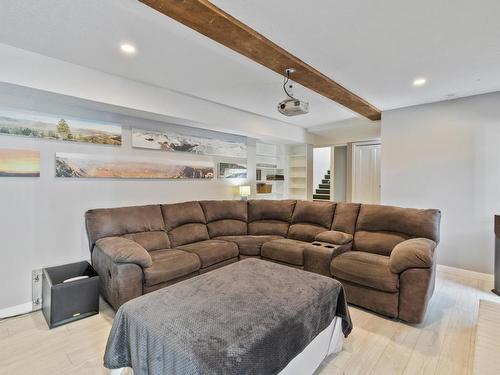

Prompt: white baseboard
xmin=437 ymin=264 xmax=494 ymax=281
xmin=0 ymin=302 xmax=32 ymax=319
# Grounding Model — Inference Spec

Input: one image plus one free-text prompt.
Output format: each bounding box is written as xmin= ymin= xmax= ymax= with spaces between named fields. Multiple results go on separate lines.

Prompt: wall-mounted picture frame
xmin=132 ymin=128 xmax=247 ymax=158
xmin=0 ymin=108 xmax=122 ymax=146
xmin=218 ymin=162 xmax=247 ymax=179
xmin=0 ymin=148 xmax=40 ymax=177
xmin=55 ymin=152 xmax=214 ymax=179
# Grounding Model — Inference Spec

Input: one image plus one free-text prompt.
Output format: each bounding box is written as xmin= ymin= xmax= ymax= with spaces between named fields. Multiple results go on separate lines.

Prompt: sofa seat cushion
xmin=144 ymin=249 xmax=201 ymax=287
xmin=261 ymin=239 xmax=311 ymax=266
xmin=215 ymin=235 xmax=283 ymax=256
xmin=176 ymin=240 xmax=239 ymax=268
xmin=330 ymin=251 xmax=399 ymax=292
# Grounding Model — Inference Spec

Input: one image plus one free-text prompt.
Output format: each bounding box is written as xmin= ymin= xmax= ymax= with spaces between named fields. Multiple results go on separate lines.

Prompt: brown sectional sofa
xmin=85 ymin=199 xmax=441 ymax=324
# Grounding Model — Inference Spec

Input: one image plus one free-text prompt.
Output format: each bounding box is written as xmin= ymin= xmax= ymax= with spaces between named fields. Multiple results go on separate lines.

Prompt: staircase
xmin=313 ymin=170 xmax=331 ymax=201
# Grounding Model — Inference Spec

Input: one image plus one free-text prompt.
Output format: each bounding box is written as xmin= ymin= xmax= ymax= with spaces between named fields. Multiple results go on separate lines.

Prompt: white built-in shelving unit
xmin=254 ymin=142 xmax=286 ymax=199
xmin=286 ymin=144 xmax=313 ymax=200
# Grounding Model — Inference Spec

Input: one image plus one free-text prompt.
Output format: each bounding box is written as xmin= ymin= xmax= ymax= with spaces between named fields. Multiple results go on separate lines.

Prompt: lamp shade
xmin=239 ymin=185 xmax=251 ymax=197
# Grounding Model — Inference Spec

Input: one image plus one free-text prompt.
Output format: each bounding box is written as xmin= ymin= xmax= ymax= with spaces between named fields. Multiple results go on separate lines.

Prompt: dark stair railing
xmin=313 ymin=170 xmax=331 ymax=201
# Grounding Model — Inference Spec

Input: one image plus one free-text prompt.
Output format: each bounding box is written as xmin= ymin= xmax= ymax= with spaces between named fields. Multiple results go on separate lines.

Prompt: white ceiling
xmin=0 ymin=0 xmax=499 ymax=129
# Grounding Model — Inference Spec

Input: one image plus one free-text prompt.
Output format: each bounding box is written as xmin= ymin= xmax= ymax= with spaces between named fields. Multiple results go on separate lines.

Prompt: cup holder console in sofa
xmin=85 ymin=200 xmax=441 ymax=324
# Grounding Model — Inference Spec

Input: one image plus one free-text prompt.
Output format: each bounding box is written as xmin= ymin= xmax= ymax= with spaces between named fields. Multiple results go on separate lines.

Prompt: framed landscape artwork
xmin=0 ymin=108 xmax=122 ymax=145
xmin=0 ymin=148 xmax=40 ymax=177
xmin=55 ymin=152 xmax=214 ymax=179
xmin=132 ymin=128 xmax=247 ymax=158
xmin=218 ymin=162 xmax=247 ymax=179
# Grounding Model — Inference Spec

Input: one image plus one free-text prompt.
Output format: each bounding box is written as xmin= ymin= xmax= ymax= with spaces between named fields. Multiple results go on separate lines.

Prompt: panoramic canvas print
xmin=0 ymin=148 xmax=40 ymax=177
xmin=0 ymin=108 xmax=122 ymax=145
xmin=132 ymin=128 xmax=247 ymax=158
xmin=55 ymin=152 xmax=214 ymax=179
xmin=218 ymin=162 xmax=247 ymax=179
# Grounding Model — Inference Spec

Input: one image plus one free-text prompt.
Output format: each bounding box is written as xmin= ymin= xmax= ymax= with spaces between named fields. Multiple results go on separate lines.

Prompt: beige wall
xmin=381 ymin=91 xmax=500 ymax=274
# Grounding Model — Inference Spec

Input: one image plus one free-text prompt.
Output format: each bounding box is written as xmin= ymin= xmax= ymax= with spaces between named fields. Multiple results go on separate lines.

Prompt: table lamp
xmin=239 ymin=185 xmax=251 ymax=200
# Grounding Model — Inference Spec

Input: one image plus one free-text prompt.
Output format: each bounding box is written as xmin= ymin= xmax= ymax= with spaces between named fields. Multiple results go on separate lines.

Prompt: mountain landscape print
xmin=0 ymin=148 xmax=40 ymax=177
xmin=55 ymin=152 xmax=214 ymax=179
xmin=218 ymin=162 xmax=247 ymax=179
xmin=0 ymin=108 xmax=122 ymax=145
xmin=132 ymin=128 xmax=247 ymax=158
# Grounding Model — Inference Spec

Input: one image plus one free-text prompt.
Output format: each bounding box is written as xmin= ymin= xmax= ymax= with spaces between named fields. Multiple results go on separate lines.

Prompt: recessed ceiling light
xmin=120 ymin=43 xmax=136 ymax=55
xmin=413 ymin=78 xmax=427 ymax=87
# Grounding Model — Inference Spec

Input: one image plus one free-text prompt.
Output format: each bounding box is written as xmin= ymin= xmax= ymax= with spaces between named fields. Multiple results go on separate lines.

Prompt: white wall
xmin=313 ymin=147 xmax=331 ymax=189
xmin=0 ymin=86 xmax=257 ymax=311
xmin=381 ymin=91 xmax=500 ymax=274
xmin=310 ymin=117 xmax=381 ymax=146
xmin=333 ymin=146 xmax=347 ymax=202
xmin=0 ymin=43 xmax=309 ymax=144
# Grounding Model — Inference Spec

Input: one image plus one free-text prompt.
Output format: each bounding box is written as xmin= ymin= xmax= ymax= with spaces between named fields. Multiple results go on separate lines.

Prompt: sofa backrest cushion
xmin=247 ymin=199 xmax=296 ymax=236
xmin=354 ymin=204 xmax=441 ymax=256
xmin=354 ymin=231 xmax=409 ymax=256
xmin=161 ymin=201 xmax=209 ymax=247
xmin=85 ymin=205 xmax=166 ymax=253
xmin=331 ymin=203 xmax=361 ymax=234
xmin=288 ymin=201 xmax=336 ymax=242
xmin=200 ymin=200 xmax=247 ymax=237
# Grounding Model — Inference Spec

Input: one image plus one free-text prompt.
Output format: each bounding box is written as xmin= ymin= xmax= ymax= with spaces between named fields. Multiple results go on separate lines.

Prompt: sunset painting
xmin=0 ymin=108 xmax=122 ymax=145
xmin=55 ymin=152 xmax=214 ymax=179
xmin=0 ymin=148 xmax=40 ymax=177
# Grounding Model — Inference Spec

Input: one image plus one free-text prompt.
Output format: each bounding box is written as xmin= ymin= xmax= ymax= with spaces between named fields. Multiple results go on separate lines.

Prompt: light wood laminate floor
xmin=473 ymin=300 xmax=500 ymax=374
xmin=0 ymin=265 xmax=497 ymax=375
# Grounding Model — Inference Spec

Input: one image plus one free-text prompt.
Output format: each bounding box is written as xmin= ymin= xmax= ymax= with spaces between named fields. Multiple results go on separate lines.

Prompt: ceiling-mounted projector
xmin=277 ymin=68 xmax=309 ymax=116
xmin=278 ymin=98 xmax=310 ymax=116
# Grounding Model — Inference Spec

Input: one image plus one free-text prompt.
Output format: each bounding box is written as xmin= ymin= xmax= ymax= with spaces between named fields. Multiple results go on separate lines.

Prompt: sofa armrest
xmin=314 ymin=230 xmax=353 ymax=245
xmin=389 ymin=238 xmax=436 ymax=274
xmin=95 ymin=237 xmax=152 ymax=268
xmin=92 ymin=246 xmax=144 ymax=310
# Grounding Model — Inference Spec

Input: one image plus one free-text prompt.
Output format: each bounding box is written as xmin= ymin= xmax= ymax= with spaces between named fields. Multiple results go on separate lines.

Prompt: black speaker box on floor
xmin=42 ymin=261 xmax=99 ymax=328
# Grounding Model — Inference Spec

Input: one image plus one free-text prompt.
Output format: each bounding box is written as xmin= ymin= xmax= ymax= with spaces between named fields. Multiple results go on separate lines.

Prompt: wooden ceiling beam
xmin=139 ymin=0 xmax=381 ymax=121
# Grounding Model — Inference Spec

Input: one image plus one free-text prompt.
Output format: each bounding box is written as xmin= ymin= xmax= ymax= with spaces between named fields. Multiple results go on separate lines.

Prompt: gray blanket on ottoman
xmin=104 ymin=258 xmax=352 ymax=375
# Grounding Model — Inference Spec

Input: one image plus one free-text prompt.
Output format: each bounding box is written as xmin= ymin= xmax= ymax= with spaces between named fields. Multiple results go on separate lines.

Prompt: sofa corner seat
xmin=261 ymin=200 xmax=337 ymax=267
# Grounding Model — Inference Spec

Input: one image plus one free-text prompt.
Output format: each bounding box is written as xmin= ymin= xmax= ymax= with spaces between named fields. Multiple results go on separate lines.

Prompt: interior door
xmin=352 ymin=143 xmax=381 ymax=204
